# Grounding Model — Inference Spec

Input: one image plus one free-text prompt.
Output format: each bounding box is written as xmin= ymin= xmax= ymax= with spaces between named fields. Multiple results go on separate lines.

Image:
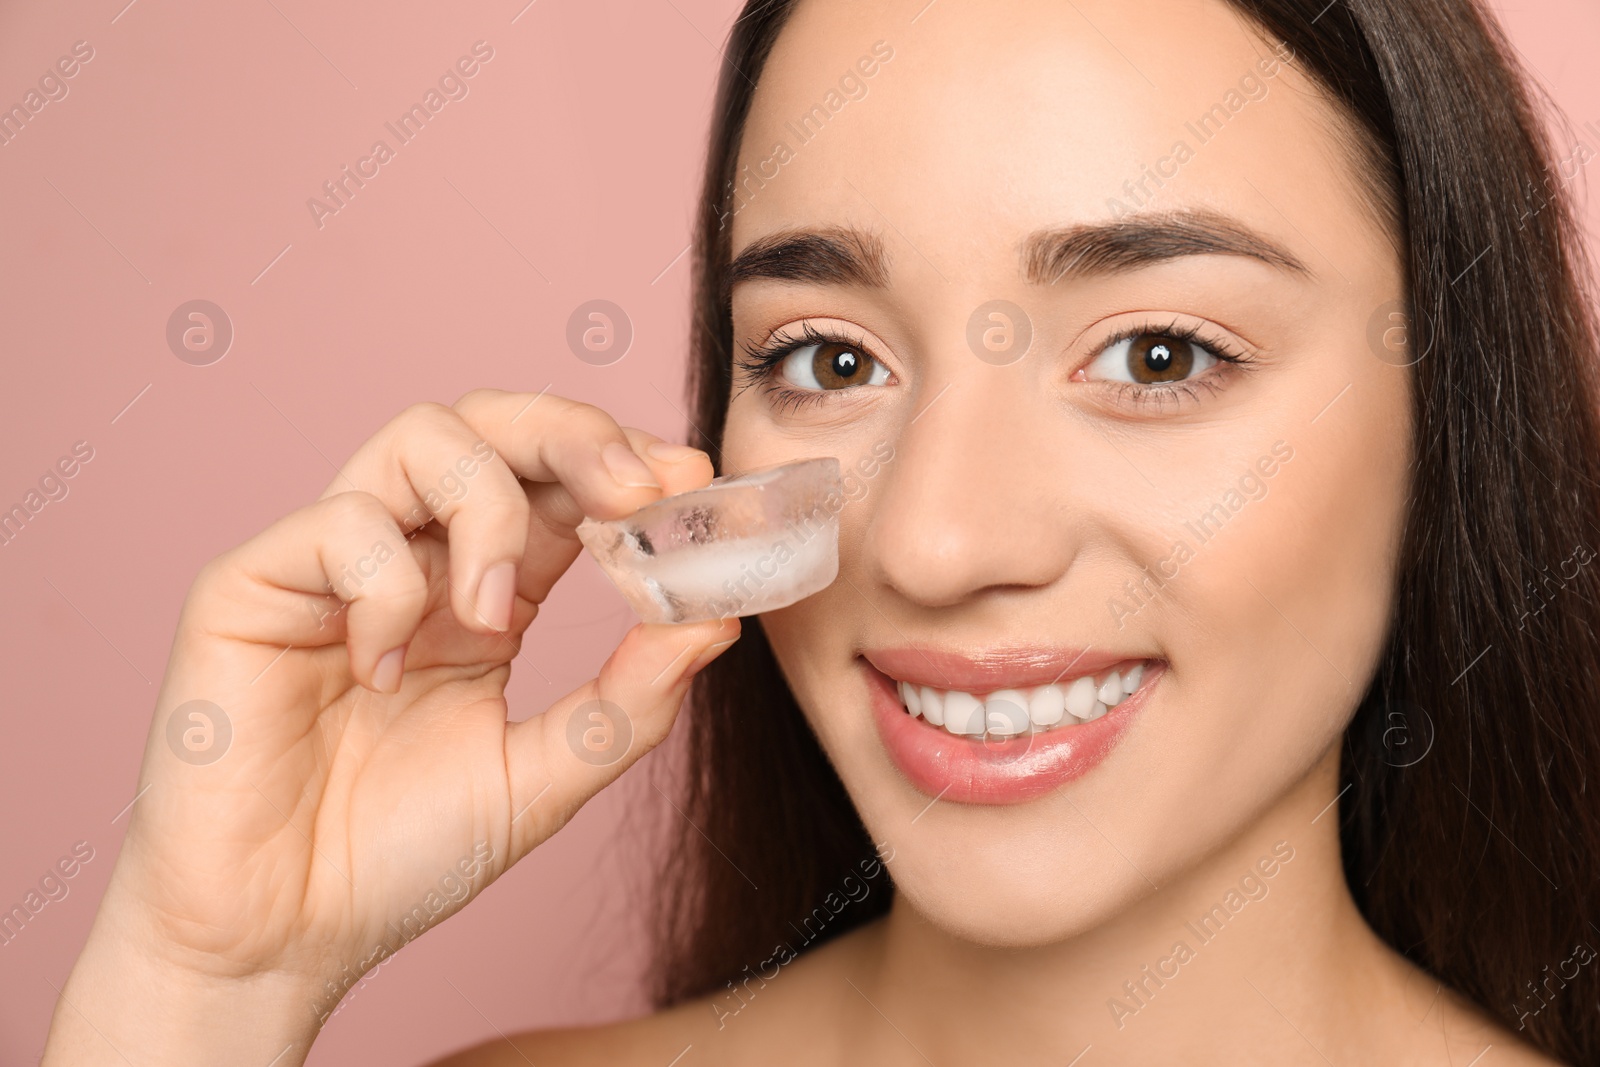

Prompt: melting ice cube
xmin=576 ymin=457 xmax=843 ymax=624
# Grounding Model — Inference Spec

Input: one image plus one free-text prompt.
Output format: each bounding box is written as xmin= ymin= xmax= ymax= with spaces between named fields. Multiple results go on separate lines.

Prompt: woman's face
xmin=721 ymin=0 xmax=1411 ymax=945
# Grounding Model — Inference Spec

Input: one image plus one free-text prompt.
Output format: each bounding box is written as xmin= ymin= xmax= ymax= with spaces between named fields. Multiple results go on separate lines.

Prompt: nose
xmin=860 ymin=364 xmax=1085 ymax=608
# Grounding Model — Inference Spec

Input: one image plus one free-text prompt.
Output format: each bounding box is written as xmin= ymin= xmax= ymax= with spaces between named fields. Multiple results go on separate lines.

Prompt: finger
xmin=452 ymin=389 xmax=670 ymax=522
xmin=453 ymin=391 xmax=699 ymax=608
xmin=320 ymin=402 xmax=531 ymax=635
xmin=510 ymin=429 xmax=715 ymax=610
xmin=501 ymin=616 xmax=741 ymax=860
xmin=620 ymin=427 xmax=716 ymax=497
xmin=193 ymin=491 xmax=429 ymax=691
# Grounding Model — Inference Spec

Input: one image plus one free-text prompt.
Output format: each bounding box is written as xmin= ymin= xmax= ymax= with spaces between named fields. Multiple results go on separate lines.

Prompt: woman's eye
xmin=779 ymin=340 xmax=890 ymax=391
xmin=1084 ymin=332 xmax=1221 ymax=385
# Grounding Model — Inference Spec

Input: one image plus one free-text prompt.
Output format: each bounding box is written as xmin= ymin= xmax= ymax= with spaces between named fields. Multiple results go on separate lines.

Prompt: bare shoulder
xmin=425 ymin=922 xmax=881 ymax=1067
xmin=424 ymin=999 xmax=707 ymax=1067
xmin=1426 ymin=1008 xmax=1565 ymax=1067
xmin=1396 ymin=978 xmax=1566 ymax=1067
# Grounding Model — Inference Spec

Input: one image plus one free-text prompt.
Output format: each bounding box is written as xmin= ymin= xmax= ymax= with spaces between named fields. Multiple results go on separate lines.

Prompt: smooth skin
xmin=45 ymin=0 xmax=1562 ymax=1064
xmin=453 ymin=0 xmax=1558 ymax=1063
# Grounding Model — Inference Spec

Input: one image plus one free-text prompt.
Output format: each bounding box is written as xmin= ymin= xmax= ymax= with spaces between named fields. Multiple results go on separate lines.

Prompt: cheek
xmin=753 ymin=473 xmax=885 ymax=747
xmin=1111 ymin=357 xmax=1411 ymax=844
xmin=1226 ymin=365 xmax=1411 ymax=708
xmin=723 ymin=401 xmax=894 ymax=748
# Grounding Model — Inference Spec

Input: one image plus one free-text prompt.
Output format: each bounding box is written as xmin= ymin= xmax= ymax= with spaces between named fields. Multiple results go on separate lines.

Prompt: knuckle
xmin=550 ymin=398 xmax=617 ymax=439
xmin=397 ymin=400 xmax=458 ymax=433
xmin=377 ymin=565 xmax=430 ymax=611
xmin=341 ymin=537 xmax=428 ymax=611
xmin=452 ymin=387 xmax=503 ymax=414
xmin=470 ymin=495 xmax=532 ymax=539
xmin=181 ymin=546 xmax=257 ymax=631
xmin=323 ymin=489 xmax=389 ymax=528
xmin=320 ymin=493 xmax=407 ymax=554
xmin=188 ymin=551 xmax=231 ymax=602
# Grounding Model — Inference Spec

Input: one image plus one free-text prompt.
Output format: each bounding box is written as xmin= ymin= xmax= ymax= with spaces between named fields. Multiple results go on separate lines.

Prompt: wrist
xmin=43 ymin=894 xmax=325 ymax=1067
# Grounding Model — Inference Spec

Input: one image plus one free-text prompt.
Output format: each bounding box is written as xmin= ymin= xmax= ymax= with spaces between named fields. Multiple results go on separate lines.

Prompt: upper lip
xmin=860 ymin=645 xmax=1151 ymax=692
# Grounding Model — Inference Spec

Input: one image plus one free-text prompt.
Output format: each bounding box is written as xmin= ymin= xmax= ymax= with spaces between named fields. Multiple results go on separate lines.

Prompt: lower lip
xmin=866 ymin=661 xmax=1158 ymax=805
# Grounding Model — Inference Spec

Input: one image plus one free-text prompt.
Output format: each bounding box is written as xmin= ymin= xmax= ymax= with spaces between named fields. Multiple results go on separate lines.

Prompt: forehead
xmin=730 ymin=0 xmax=1373 ymax=284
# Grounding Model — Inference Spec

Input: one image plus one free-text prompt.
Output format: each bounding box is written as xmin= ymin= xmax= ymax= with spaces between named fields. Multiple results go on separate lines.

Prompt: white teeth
xmin=1097 ymin=672 xmax=1124 ymax=707
xmin=1065 ymin=675 xmax=1097 ymax=720
xmin=943 ymin=691 xmax=985 ymax=735
xmin=1028 ymin=684 xmax=1065 ymax=727
xmin=891 ymin=661 xmax=1152 ymax=737
xmin=985 ymin=691 xmax=1030 ymax=736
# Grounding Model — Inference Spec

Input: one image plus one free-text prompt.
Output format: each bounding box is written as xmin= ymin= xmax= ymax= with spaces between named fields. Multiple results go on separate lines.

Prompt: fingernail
xmin=602 ymin=442 xmax=660 ymax=489
xmin=688 ymin=636 xmax=739 ymax=675
xmin=373 ymin=645 xmax=407 ymax=693
xmin=476 ymin=561 xmax=519 ymax=631
xmin=646 ymin=441 xmax=705 ymax=464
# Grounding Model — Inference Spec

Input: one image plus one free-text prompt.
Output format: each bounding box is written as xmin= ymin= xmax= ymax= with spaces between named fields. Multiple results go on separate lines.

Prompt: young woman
xmin=43 ymin=0 xmax=1600 ymax=1063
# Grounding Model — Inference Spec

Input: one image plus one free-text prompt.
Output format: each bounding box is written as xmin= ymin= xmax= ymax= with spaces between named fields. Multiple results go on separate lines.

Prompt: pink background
xmin=0 ymin=0 xmax=1594 ymax=1062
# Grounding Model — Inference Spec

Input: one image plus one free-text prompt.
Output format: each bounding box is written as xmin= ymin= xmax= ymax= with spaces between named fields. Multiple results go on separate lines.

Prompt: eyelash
xmin=1088 ymin=316 xmax=1255 ymax=413
xmin=734 ymin=317 xmax=1255 ymax=414
xmin=735 ymin=321 xmax=879 ymax=415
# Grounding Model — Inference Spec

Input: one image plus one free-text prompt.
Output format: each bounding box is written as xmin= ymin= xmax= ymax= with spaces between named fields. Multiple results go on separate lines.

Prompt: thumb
xmin=501 ymin=615 xmax=740 ymax=860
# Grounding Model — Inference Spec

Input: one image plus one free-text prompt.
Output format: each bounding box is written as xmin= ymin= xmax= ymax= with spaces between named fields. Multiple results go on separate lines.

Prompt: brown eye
xmin=1084 ymin=330 xmax=1220 ymax=386
xmin=814 ymin=343 xmax=866 ymax=388
xmin=780 ymin=338 xmax=890 ymax=391
xmin=1128 ymin=335 xmax=1194 ymax=383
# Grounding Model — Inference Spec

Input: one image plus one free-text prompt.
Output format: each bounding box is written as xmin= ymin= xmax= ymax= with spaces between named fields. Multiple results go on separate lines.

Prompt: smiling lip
xmin=861 ymin=646 xmax=1159 ymax=806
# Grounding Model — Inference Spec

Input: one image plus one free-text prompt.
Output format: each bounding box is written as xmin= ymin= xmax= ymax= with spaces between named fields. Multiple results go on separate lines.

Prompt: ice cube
xmin=576 ymin=456 xmax=843 ymax=623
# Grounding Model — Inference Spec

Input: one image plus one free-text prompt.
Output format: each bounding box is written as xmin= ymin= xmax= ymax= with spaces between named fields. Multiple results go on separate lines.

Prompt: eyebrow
xmin=1021 ymin=211 xmax=1311 ymax=284
xmin=725 ymin=226 xmax=890 ymax=298
xmin=724 ymin=210 xmax=1310 ymax=295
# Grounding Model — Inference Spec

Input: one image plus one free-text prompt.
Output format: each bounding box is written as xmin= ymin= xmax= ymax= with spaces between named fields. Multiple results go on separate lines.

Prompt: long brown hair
xmin=647 ymin=0 xmax=1600 ymax=1060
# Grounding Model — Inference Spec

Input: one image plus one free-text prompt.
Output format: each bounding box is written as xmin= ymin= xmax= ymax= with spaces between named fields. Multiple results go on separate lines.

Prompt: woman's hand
xmin=42 ymin=390 xmax=740 ymax=1066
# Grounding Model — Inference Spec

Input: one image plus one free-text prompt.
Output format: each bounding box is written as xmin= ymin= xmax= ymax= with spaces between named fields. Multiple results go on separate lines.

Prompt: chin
xmin=868 ymin=814 xmax=1166 ymax=948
